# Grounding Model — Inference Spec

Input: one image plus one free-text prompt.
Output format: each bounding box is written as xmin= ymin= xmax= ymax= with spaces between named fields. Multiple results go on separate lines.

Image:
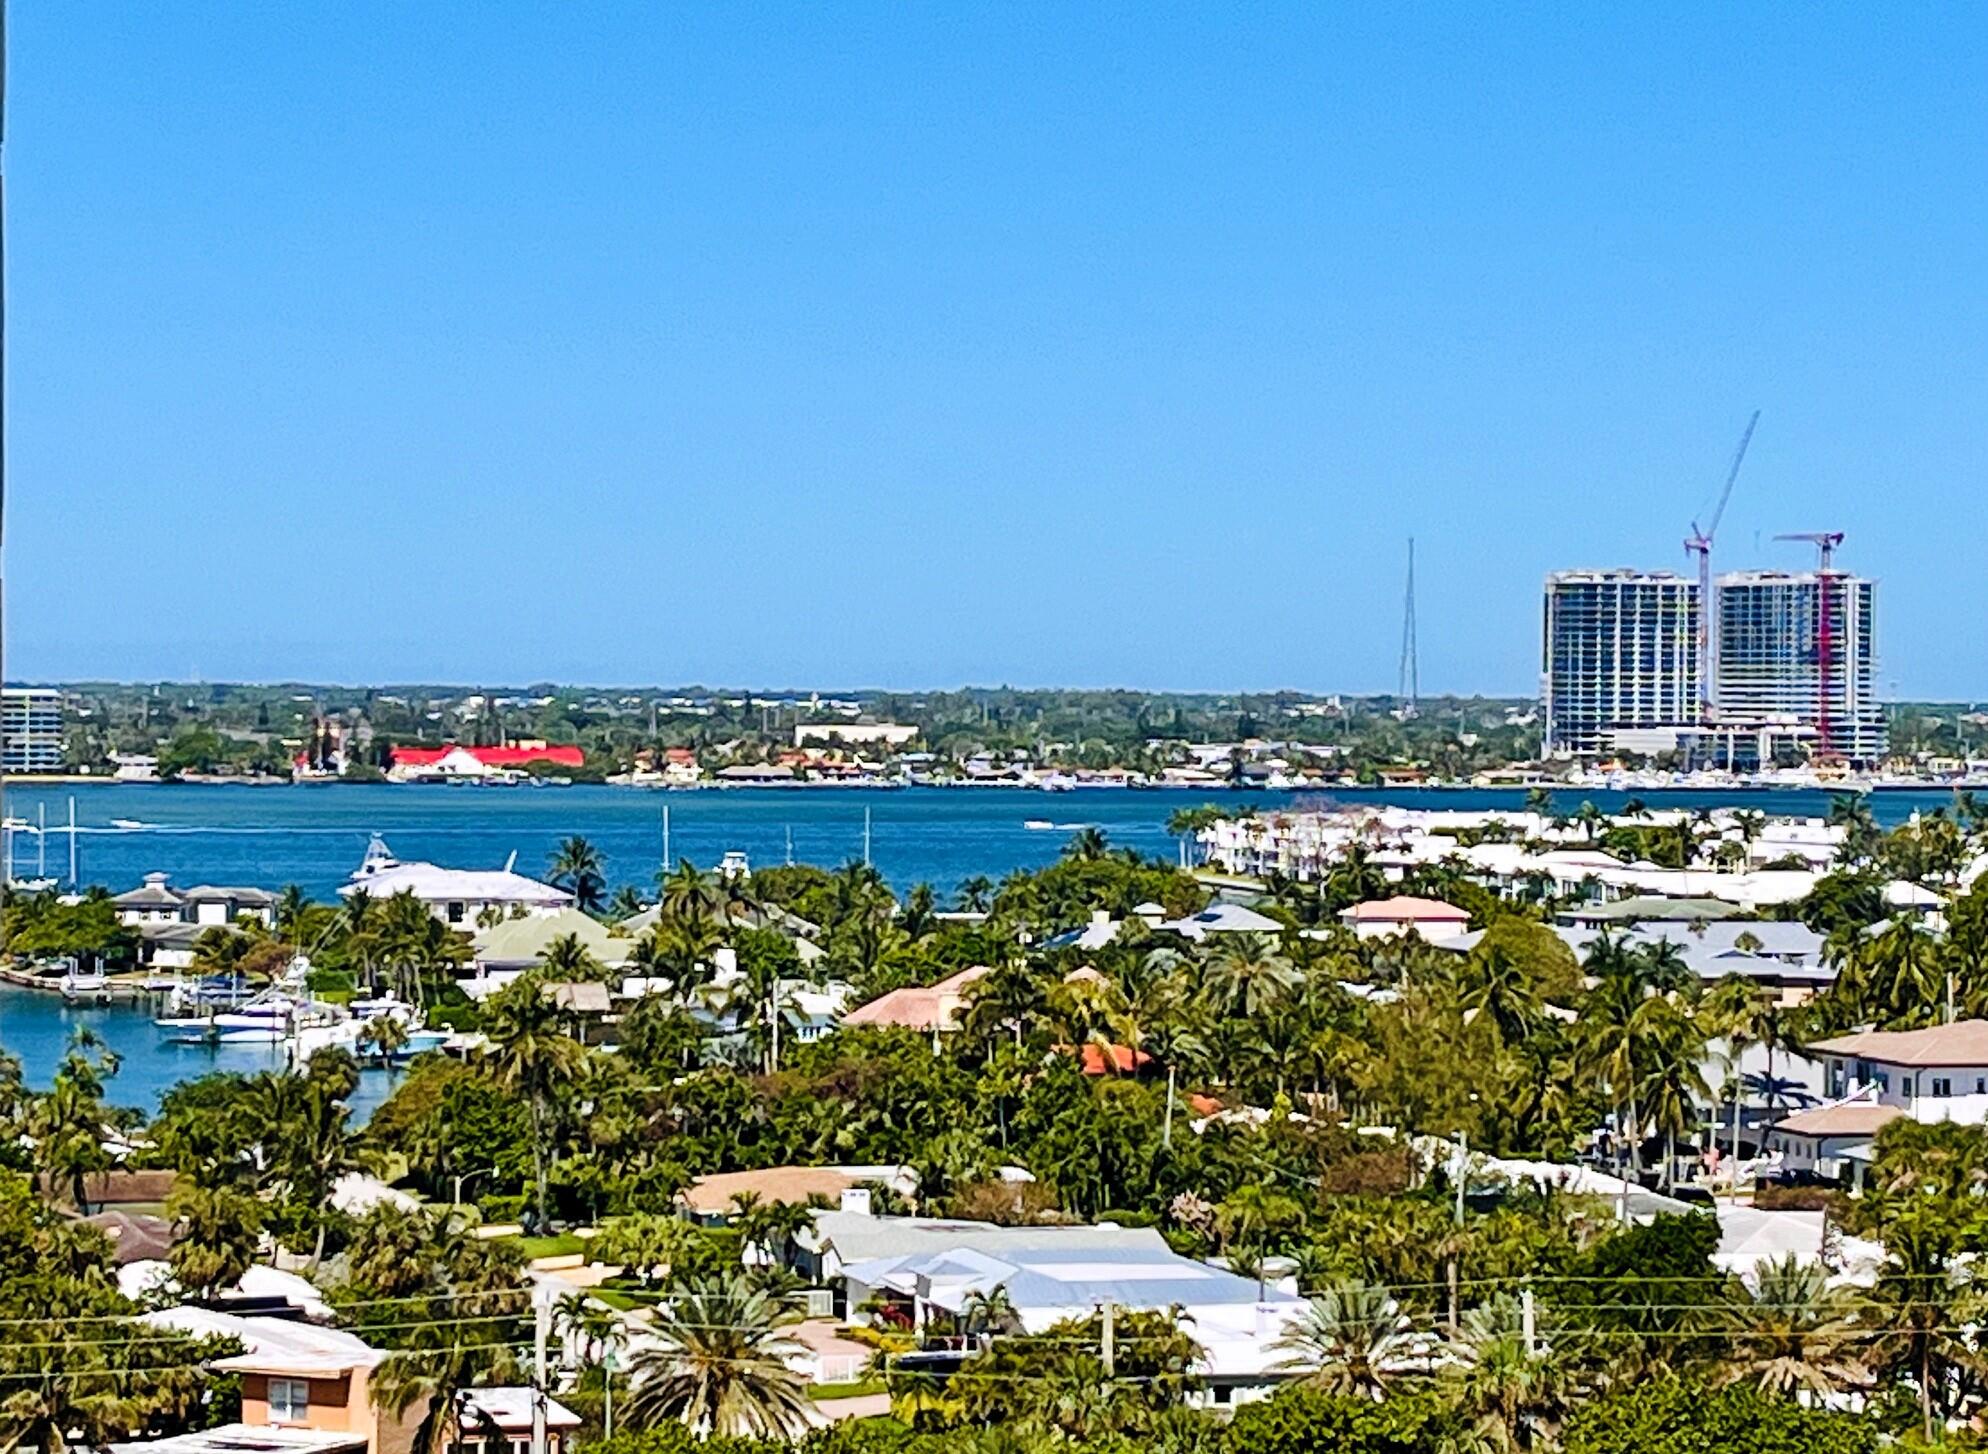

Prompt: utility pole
xmin=602 ymin=1347 xmax=616 ymax=1440
xmin=863 ymin=806 xmax=872 ymax=866
xmin=1449 ymin=1130 xmax=1466 ymax=1334
xmin=531 ymin=1295 xmax=550 ymax=1454
xmin=1100 ymin=1300 xmax=1115 ymax=1379
xmin=1521 ymin=1285 xmax=1537 ymax=1357
xmin=662 ymin=804 xmax=671 ymax=871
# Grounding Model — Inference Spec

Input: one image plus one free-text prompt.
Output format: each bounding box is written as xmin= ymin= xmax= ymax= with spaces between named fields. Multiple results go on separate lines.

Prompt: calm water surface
xmin=0 ymin=781 xmax=1953 ymax=1111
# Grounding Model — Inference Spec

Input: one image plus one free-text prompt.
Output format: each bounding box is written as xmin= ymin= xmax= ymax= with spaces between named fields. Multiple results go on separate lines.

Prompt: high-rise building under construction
xmin=1540 ymin=570 xmax=1701 ymax=758
xmin=1714 ymin=569 xmax=1885 ymax=763
xmin=1541 ymin=564 xmax=1887 ymax=766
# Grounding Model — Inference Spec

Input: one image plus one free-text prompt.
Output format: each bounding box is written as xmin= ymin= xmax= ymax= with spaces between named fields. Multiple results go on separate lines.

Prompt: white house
xmin=339 ymin=835 xmax=571 ymax=927
xmin=828 ymin=1216 xmax=1308 ymax=1404
xmin=1769 ymin=1020 xmax=1988 ymax=1179
xmin=1340 ymin=895 xmax=1471 ymax=943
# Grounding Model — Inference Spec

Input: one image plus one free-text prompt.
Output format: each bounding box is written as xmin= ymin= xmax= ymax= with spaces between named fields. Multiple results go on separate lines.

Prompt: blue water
xmin=0 ymin=780 xmax=1957 ymax=1112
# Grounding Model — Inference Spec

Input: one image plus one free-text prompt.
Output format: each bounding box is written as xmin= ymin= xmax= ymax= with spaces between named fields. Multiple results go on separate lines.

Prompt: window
xmin=1934 ymin=1078 xmax=1953 ymax=1097
xmin=448 ymin=901 xmax=467 ymax=924
xmin=268 ymin=1378 xmax=310 ymax=1422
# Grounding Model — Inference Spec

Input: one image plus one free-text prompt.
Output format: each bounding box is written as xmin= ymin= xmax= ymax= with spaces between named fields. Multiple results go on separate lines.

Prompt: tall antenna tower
xmin=1397 ymin=537 xmax=1419 ymax=716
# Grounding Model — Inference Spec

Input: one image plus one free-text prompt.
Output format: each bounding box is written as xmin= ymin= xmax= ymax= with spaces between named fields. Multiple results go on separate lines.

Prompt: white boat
xmin=1024 ymin=819 xmax=1055 ymax=830
xmin=217 ymin=1027 xmax=286 ymax=1045
xmin=60 ymin=969 xmax=110 ymax=1001
xmin=110 ymin=819 xmax=147 ymax=830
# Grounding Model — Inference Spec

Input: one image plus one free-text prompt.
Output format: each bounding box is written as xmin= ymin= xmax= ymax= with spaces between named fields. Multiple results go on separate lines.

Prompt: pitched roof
xmin=1807 ymin=1020 xmax=1988 ymax=1067
xmin=1158 ymin=902 xmax=1284 ymax=936
xmin=1342 ymin=895 xmax=1471 ymax=923
xmin=842 ymin=965 xmax=989 ymax=1030
xmin=340 ymin=860 xmax=572 ymax=907
xmin=1771 ymin=1103 xmax=1903 ymax=1137
xmin=1570 ymin=895 xmax=1748 ymax=923
xmin=474 ymin=908 xmax=630 ymax=969
xmin=457 ymin=1389 xmax=581 ymax=1431
xmin=80 ymin=1209 xmax=175 ymax=1265
xmin=140 ymin=1309 xmax=382 ymax=1376
xmin=681 ymin=1167 xmax=859 ymax=1215
xmin=392 ymin=744 xmax=584 ymax=768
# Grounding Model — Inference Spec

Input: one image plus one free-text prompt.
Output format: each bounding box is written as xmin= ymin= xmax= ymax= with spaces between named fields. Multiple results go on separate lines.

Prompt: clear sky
xmin=11 ymin=6 xmax=1986 ymax=697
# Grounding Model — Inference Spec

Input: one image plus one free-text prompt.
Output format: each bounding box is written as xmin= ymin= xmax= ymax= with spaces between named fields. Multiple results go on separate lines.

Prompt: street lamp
xmin=452 ymin=1165 xmax=499 ymax=1209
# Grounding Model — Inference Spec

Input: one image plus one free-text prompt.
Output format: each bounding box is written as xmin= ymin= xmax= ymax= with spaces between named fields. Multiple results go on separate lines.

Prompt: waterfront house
xmin=465 ymin=908 xmax=633 ymax=995
xmin=115 ymin=875 xmax=276 ymax=929
xmin=340 ymin=836 xmax=571 ymax=927
xmin=385 ymin=742 xmax=583 ymax=783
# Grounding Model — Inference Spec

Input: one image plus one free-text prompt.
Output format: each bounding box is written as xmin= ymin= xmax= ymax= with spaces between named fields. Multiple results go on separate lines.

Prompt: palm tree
xmin=480 ymin=976 xmax=587 ymax=1231
xmin=1717 ymin=1255 xmax=1864 ymax=1400
xmin=622 ymin=1275 xmax=813 ymax=1439
xmin=658 ymin=859 xmax=718 ymax=925
xmin=356 ymin=1014 xmax=411 ymax=1068
xmin=1064 ymin=826 xmax=1110 ymax=862
xmin=607 ymin=885 xmax=648 ymax=921
xmin=1273 ymin=1281 xmax=1419 ymax=1400
xmin=1203 ymin=934 xmax=1301 ymax=1020
xmin=955 ymin=875 xmax=994 ymax=913
xmin=960 ymin=1285 xmax=1018 ymax=1345
xmin=1444 ymin=1296 xmax=1570 ymax=1452
xmin=539 ymin=932 xmax=603 ymax=982
xmin=372 ymin=1333 xmax=522 ymax=1454
xmin=549 ymin=836 xmax=607 ymax=914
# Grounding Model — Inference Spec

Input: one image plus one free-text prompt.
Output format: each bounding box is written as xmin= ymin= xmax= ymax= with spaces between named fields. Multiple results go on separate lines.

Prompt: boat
xmin=1024 ymin=820 xmax=1054 ymax=830
xmin=59 ymin=967 xmax=111 ymax=1003
xmin=110 ymin=818 xmax=147 ymax=830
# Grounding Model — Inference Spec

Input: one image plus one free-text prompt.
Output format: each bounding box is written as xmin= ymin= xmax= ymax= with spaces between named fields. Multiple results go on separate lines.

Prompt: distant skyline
xmin=13 ymin=7 xmax=1988 ymax=696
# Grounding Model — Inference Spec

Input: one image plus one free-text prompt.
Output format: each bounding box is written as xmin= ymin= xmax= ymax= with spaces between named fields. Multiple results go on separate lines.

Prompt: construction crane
xmin=1684 ymin=410 xmax=1761 ymax=721
xmin=1775 ymin=531 xmax=1847 ymax=760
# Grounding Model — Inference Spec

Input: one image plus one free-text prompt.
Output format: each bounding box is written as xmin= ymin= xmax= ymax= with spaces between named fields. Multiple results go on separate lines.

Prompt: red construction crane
xmin=1685 ymin=411 xmax=1760 ymax=720
xmin=1775 ymin=531 xmax=1847 ymax=760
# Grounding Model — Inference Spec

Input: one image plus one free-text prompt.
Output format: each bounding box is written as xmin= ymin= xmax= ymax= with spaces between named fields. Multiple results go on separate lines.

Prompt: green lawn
xmin=513 ymin=1233 xmax=588 ymax=1260
xmin=810 ymin=1378 xmax=886 ymax=1402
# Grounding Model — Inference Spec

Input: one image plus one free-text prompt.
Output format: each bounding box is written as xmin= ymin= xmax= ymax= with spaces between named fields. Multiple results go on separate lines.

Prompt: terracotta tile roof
xmin=1808 ymin=1020 xmax=1988 ymax=1067
xmin=680 ymin=1167 xmax=859 ymax=1215
xmin=841 ymin=965 xmax=989 ymax=1030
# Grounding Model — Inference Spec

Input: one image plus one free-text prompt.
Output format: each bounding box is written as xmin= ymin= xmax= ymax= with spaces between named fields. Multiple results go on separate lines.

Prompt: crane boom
xmin=1693 ymin=409 xmax=1760 ymax=543
xmin=1686 ymin=409 xmax=1761 ymax=725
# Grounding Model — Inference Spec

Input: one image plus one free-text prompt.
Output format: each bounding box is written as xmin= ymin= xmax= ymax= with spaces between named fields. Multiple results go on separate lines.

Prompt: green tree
xmin=1272 ymin=1281 xmax=1419 ymax=1401
xmin=1561 ymin=1379 xmax=1875 ymax=1454
xmin=620 ymin=1275 xmax=812 ymax=1439
xmin=550 ymin=837 xmax=608 ymax=914
xmin=480 ymin=977 xmax=587 ymax=1231
xmin=165 ymin=1179 xmax=266 ymax=1303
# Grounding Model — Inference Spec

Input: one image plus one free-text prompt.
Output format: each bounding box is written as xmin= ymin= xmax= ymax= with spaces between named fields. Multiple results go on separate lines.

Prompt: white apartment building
xmin=1541 ymin=571 xmax=1700 ymax=759
xmin=1 ymin=687 xmax=64 ymax=772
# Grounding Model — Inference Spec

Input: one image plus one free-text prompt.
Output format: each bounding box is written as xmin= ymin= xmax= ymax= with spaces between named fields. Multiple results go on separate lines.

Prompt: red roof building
xmin=391 ymin=743 xmax=585 ymax=769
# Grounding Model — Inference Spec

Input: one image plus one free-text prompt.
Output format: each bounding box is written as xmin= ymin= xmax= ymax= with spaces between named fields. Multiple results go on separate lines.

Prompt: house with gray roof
xmin=817 ymin=1212 xmax=1310 ymax=1401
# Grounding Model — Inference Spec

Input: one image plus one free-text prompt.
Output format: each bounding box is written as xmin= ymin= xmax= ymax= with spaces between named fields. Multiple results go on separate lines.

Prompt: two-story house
xmin=1768 ymin=1020 xmax=1988 ymax=1182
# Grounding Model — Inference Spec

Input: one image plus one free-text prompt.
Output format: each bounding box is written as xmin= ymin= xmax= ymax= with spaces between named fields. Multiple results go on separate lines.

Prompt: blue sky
xmin=11 ymin=6 xmax=1986 ymax=697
